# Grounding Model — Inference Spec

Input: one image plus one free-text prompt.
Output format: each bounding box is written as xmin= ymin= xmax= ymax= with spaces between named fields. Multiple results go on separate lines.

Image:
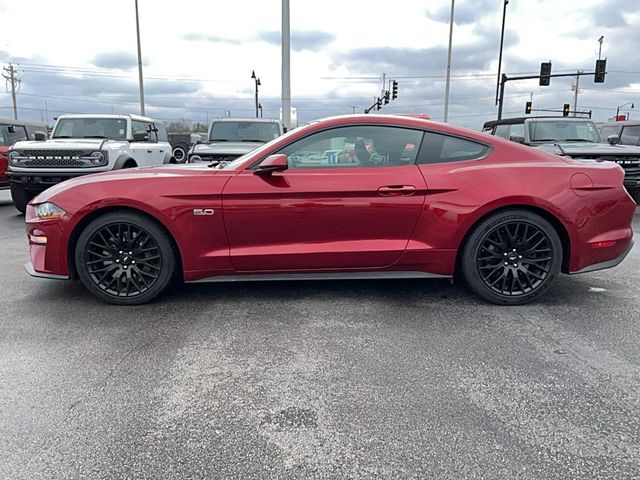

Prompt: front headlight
xmin=88 ymin=151 xmax=107 ymax=165
xmin=8 ymin=151 xmax=20 ymax=164
xmin=189 ymin=155 xmax=202 ymax=163
xmin=34 ymin=202 xmax=66 ymax=221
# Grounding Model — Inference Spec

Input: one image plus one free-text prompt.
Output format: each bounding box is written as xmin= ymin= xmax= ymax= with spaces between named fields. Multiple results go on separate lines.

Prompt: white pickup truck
xmin=188 ymin=118 xmax=284 ymax=164
xmin=7 ymin=114 xmax=173 ymax=213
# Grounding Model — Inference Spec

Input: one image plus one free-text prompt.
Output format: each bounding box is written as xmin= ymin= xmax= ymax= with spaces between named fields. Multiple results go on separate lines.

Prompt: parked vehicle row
xmin=0 ymin=118 xmax=49 ymax=190
xmin=7 ymin=114 xmax=173 ymax=213
xmin=22 ymin=115 xmax=636 ymax=306
xmin=483 ymin=116 xmax=640 ymax=202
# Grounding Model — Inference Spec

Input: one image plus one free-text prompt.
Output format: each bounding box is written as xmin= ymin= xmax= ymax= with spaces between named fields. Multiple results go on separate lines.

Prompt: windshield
xmin=209 ymin=121 xmax=281 ymax=143
xmin=528 ymin=120 xmax=601 ymax=143
xmin=52 ymin=118 xmax=127 ymax=140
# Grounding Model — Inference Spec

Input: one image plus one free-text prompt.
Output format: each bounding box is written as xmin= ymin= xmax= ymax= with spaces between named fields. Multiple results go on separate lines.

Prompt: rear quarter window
xmin=417 ymin=132 xmax=490 ymax=164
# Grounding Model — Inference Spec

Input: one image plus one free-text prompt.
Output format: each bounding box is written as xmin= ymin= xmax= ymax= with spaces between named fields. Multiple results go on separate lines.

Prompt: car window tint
xmin=494 ymin=124 xmax=510 ymax=138
xmin=620 ymin=126 xmax=640 ymax=145
xmin=599 ymin=125 xmax=620 ymax=140
xmin=132 ymin=120 xmax=150 ymax=141
xmin=276 ymin=125 xmax=424 ymax=169
xmin=0 ymin=127 xmax=5 ymax=145
xmin=417 ymin=132 xmax=490 ymax=164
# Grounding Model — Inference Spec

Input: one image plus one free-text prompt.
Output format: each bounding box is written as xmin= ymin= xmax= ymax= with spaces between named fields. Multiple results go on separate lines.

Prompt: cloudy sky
xmin=0 ymin=0 xmax=638 ymax=129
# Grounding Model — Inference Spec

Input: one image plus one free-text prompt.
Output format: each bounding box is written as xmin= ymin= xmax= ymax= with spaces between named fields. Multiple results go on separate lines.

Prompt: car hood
xmin=33 ymin=164 xmax=217 ymax=203
xmin=11 ymin=138 xmax=126 ymax=150
xmin=192 ymin=141 xmax=264 ymax=155
xmin=534 ymin=142 xmax=640 ymax=157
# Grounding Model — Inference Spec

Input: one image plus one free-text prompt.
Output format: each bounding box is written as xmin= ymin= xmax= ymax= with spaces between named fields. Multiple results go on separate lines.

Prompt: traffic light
xmin=594 ymin=59 xmax=607 ymax=83
xmin=391 ymin=80 xmax=398 ymax=100
xmin=525 ymin=101 xmax=532 ymax=114
xmin=562 ymin=103 xmax=570 ymax=117
xmin=539 ymin=61 xmax=552 ymax=86
xmin=376 ymin=97 xmax=382 ymax=110
xmin=384 ymin=91 xmax=390 ymax=105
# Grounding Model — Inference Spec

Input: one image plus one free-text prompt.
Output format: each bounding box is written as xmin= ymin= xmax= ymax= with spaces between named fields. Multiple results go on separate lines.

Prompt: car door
xmin=222 ymin=125 xmax=427 ymax=271
xmin=130 ymin=120 xmax=154 ymax=166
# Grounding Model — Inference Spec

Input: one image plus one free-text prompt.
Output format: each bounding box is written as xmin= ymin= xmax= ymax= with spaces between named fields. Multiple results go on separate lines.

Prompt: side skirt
xmin=186 ymin=270 xmax=451 ymax=284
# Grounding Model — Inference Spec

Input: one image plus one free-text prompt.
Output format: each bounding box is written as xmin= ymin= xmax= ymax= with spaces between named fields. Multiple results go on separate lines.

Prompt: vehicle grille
xmin=190 ymin=153 xmax=241 ymax=163
xmin=13 ymin=150 xmax=94 ymax=168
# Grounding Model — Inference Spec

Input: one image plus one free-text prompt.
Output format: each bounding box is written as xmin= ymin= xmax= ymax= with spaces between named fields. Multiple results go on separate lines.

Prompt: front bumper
xmin=7 ymin=171 xmax=95 ymax=192
xmin=24 ymin=261 xmax=69 ymax=280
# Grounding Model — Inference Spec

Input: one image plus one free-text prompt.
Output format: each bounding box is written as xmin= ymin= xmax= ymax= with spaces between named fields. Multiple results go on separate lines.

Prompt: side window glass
xmin=509 ymin=123 xmax=524 ymax=140
xmin=416 ymin=132 xmax=490 ymax=164
xmin=132 ymin=121 xmax=149 ymax=141
xmin=620 ymin=126 xmax=640 ymax=145
xmin=146 ymin=123 xmax=158 ymax=143
xmin=155 ymin=123 xmax=168 ymax=142
xmin=494 ymin=124 xmax=510 ymax=139
xmin=275 ymin=125 xmax=423 ymax=169
xmin=0 ymin=127 xmax=6 ymax=146
xmin=4 ymin=125 xmax=28 ymax=144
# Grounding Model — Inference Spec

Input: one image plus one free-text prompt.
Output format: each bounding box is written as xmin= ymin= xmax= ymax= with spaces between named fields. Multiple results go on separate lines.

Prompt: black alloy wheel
xmin=75 ymin=212 xmax=176 ymax=305
xmin=462 ymin=210 xmax=562 ymax=305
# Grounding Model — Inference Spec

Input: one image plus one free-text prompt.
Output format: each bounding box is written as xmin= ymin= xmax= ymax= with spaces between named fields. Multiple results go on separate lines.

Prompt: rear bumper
xmin=570 ymin=239 xmax=634 ymax=274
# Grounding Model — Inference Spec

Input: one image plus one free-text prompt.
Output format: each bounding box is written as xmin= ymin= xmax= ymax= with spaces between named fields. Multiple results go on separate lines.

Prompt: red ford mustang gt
xmin=23 ymin=115 xmax=635 ymax=305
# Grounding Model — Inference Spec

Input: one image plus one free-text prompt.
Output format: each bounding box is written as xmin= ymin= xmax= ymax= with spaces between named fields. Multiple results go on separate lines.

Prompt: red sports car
xmin=24 ymin=115 xmax=636 ymax=305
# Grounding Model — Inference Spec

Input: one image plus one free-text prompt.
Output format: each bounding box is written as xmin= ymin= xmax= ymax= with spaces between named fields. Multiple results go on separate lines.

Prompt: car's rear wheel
xmin=461 ymin=210 xmax=562 ymax=305
xmin=10 ymin=184 xmax=33 ymax=214
xmin=75 ymin=212 xmax=176 ymax=305
xmin=172 ymin=144 xmax=188 ymax=163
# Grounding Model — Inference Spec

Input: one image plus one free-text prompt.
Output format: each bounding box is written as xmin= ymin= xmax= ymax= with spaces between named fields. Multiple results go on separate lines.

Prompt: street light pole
xmin=616 ymin=102 xmax=634 ymax=120
xmin=495 ymin=0 xmax=509 ymax=106
xmin=282 ymin=0 xmax=291 ymax=131
xmin=443 ymin=0 xmax=455 ymax=123
xmin=134 ymin=0 xmax=145 ymax=116
xmin=251 ymin=70 xmax=261 ymax=118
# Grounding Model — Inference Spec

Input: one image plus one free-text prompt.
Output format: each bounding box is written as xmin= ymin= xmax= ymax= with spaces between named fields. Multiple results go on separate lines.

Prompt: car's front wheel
xmin=461 ymin=210 xmax=562 ymax=305
xmin=75 ymin=212 xmax=176 ymax=305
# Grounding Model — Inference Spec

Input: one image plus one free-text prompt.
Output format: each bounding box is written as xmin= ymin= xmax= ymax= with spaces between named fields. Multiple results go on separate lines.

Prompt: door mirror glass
xmin=509 ymin=135 xmax=526 ymax=143
xmin=607 ymin=134 xmax=619 ymax=145
xmin=255 ymin=154 xmax=288 ymax=175
xmin=34 ymin=131 xmax=47 ymax=141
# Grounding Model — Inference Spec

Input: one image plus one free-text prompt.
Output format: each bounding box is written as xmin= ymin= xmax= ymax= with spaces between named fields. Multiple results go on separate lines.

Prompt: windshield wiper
xmin=82 ymin=135 xmax=108 ymax=139
xmin=52 ymin=135 xmax=72 ymax=138
xmin=563 ymin=138 xmax=594 ymax=142
xmin=207 ymin=161 xmax=221 ymax=168
xmin=532 ymin=138 xmax=559 ymax=142
xmin=240 ymin=139 xmax=265 ymax=143
xmin=209 ymin=138 xmax=228 ymax=142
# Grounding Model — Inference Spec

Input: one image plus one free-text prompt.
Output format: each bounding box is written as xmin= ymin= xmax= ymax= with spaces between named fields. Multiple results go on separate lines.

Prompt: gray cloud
xmin=91 ymin=51 xmax=149 ymax=70
xmin=427 ymin=0 xmax=499 ymax=25
xmin=257 ymin=30 xmax=336 ymax=52
xmin=182 ymin=33 xmax=242 ymax=45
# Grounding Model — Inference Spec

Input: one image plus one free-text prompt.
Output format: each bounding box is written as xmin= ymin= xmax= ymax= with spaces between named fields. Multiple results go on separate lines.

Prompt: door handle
xmin=377 ymin=185 xmax=416 ymax=196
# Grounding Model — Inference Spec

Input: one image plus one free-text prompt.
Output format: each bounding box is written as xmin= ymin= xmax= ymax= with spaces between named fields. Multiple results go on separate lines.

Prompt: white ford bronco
xmin=7 ymin=114 xmax=173 ymax=213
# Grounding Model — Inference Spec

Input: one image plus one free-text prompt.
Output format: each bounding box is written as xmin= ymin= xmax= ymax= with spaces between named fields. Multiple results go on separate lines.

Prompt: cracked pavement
xmin=1 ymin=190 xmax=639 ymax=479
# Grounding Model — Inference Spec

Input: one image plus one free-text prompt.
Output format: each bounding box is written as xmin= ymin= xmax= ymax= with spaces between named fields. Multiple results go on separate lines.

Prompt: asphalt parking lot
xmin=1 ymin=190 xmax=639 ymax=480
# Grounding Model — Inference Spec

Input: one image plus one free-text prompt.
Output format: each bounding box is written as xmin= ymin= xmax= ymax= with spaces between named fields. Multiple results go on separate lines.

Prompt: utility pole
xmin=2 ymin=63 xmax=19 ymax=119
xmin=281 ymin=0 xmax=291 ymax=131
xmin=134 ymin=0 xmax=145 ymax=116
xmin=381 ymin=72 xmax=386 ymax=98
xmin=443 ymin=0 xmax=455 ymax=123
xmin=495 ymin=0 xmax=509 ymax=105
xmin=572 ymin=70 xmax=582 ymax=117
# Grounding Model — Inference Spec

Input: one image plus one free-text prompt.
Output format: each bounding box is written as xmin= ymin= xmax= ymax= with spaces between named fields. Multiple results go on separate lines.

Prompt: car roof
xmin=600 ymin=120 xmax=640 ymax=127
xmin=56 ymin=113 xmax=161 ymax=123
xmin=483 ymin=116 xmax=594 ymax=128
xmin=0 ymin=117 xmax=47 ymax=128
xmin=211 ymin=117 xmax=282 ymax=124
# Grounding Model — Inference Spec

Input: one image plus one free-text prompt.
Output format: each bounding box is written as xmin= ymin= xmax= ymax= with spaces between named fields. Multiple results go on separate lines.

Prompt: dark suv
xmin=483 ymin=116 xmax=640 ymax=202
xmin=0 ymin=119 xmax=48 ymax=190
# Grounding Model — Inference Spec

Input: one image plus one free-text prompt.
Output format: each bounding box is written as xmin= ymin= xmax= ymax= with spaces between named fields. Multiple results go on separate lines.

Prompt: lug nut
xmin=512 ymin=248 xmax=516 ymax=252
xmin=115 ymin=259 xmax=119 ymax=263
xmin=124 ymin=266 xmax=127 ymax=270
xmin=119 ymin=250 xmax=123 ymax=254
xmin=504 ymin=262 xmax=509 ymax=266
xmin=514 ymin=263 xmax=518 ymax=267
xmin=519 ymin=255 xmax=522 ymax=259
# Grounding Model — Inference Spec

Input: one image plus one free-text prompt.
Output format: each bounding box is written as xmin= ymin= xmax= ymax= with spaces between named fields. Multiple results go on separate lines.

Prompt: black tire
xmin=172 ymin=144 xmax=188 ymax=163
xmin=10 ymin=184 xmax=33 ymax=214
xmin=461 ymin=210 xmax=562 ymax=305
xmin=629 ymin=188 xmax=640 ymax=205
xmin=75 ymin=212 xmax=176 ymax=305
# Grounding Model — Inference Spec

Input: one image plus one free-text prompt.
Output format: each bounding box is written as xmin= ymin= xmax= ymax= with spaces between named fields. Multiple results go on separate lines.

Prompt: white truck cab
xmin=7 ymin=114 xmax=172 ymax=213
